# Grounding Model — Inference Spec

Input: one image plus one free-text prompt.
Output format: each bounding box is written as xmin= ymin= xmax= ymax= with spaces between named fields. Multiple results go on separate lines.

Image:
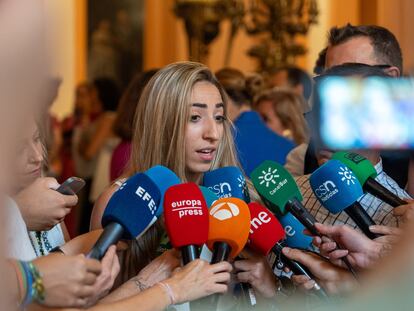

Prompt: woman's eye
xmin=215 ymin=115 xmax=226 ymax=122
xmin=190 ymin=115 xmax=201 ymax=122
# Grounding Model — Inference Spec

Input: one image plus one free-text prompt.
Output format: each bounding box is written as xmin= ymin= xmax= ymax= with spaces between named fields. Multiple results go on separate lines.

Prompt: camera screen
xmin=316 ymin=77 xmax=414 ymax=150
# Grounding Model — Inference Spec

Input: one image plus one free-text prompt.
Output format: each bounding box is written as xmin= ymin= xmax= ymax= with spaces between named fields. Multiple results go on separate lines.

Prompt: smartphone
xmin=56 ymin=177 xmax=86 ymax=195
xmin=313 ymin=76 xmax=414 ymax=150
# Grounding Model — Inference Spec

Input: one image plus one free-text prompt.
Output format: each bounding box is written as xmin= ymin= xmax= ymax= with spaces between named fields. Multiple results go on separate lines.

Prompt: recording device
xmin=247 ymin=202 xmax=328 ymax=298
xmin=203 ymin=166 xmax=250 ymax=202
xmin=164 ymin=183 xmax=209 ymax=264
xmin=56 ymin=177 xmax=85 ymax=195
xmin=313 ymin=76 xmax=414 ymax=150
xmin=87 ymin=173 xmax=161 ymax=260
xmin=333 ymin=151 xmax=407 ymax=207
xmin=309 ymin=160 xmax=380 ymax=239
xmin=251 ymin=161 xmax=319 ymax=236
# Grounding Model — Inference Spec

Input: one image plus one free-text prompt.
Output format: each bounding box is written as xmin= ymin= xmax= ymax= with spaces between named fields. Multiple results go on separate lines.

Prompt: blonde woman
xmin=253 ymin=88 xmax=309 ymax=145
xmin=90 ymin=62 xmax=279 ymax=304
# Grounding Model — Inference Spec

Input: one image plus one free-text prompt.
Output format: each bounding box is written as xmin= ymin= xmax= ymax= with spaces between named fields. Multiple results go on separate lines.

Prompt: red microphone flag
xmin=164 ymin=183 xmax=209 ymax=248
xmin=247 ymin=202 xmax=285 ymax=255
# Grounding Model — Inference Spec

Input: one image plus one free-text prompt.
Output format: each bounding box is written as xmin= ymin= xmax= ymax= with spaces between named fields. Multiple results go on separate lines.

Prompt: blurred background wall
xmin=44 ymin=0 xmax=414 ymax=120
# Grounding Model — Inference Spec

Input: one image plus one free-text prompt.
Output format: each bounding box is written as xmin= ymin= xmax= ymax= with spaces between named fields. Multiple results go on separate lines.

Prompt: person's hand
xmin=164 ymin=259 xmax=232 ymax=304
xmin=234 ymin=249 xmax=279 ymax=298
xmin=33 ymin=253 xmax=102 ymax=307
xmin=14 ymin=177 xmax=78 ymax=231
xmin=282 ymin=247 xmax=356 ymax=295
xmin=393 ymin=201 xmax=414 ymax=222
xmin=133 ymin=249 xmax=181 ymax=290
xmin=312 ymin=223 xmax=388 ymax=269
xmin=84 ymin=245 xmax=120 ymax=307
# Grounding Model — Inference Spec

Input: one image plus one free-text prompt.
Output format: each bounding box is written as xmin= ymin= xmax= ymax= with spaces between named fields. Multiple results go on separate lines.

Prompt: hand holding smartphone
xmin=56 ymin=177 xmax=86 ymax=195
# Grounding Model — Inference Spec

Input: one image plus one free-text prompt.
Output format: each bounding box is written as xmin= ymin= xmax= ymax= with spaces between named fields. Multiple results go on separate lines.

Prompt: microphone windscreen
xmin=102 ymin=173 xmax=160 ymax=239
xmin=247 ymin=202 xmax=285 ymax=255
xmin=207 ymin=198 xmax=251 ymax=258
xmin=309 ymin=160 xmax=364 ymax=214
xmin=202 ymin=166 xmax=250 ymax=202
xmin=278 ymin=213 xmax=313 ymax=249
xmin=199 ymin=186 xmax=218 ymax=208
xmin=164 ymin=183 xmax=209 ymax=248
xmin=145 ymin=165 xmax=181 ymax=217
xmin=251 ymin=160 xmax=303 ymax=215
xmin=332 ymin=151 xmax=377 ymax=186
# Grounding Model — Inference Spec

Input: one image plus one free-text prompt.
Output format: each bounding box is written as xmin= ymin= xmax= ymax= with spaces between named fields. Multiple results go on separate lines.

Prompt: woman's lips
xmin=196 ymin=148 xmax=216 ymax=161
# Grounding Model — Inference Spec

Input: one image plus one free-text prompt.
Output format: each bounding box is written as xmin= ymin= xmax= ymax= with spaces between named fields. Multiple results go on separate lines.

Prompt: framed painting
xmin=87 ymin=0 xmax=144 ymax=88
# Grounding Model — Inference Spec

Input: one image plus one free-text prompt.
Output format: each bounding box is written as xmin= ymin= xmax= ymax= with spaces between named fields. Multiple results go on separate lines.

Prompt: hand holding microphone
xmin=310 ymin=160 xmax=381 ymax=239
xmin=281 ymin=247 xmax=357 ymax=295
xmin=247 ymin=202 xmax=328 ymax=298
xmin=251 ymin=161 xmax=355 ymax=274
xmin=313 ymin=223 xmax=400 ymax=270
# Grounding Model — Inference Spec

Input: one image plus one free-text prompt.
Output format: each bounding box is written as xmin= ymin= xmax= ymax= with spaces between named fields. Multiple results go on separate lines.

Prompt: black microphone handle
xmin=286 ymin=198 xmax=319 ymax=236
xmin=285 ymin=200 xmax=358 ymax=278
xmin=182 ymin=245 xmax=200 ymax=265
xmin=195 ymin=242 xmax=232 ymax=311
xmin=344 ymin=202 xmax=381 ymax=239
xmin=272 ymin=243 xmax=328 ymax=299
xmin=87 ymin=222 xmax=124 ymax=260
xmin=211 ymin=242 xmax=231 ymax=264
xmin=365 ymin=177 xmax=407 ymax=208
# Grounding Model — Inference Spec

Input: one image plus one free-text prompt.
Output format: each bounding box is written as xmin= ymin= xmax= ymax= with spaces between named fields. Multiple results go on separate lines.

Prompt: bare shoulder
xmin=90 ymin=183 xmax=120 ymax=230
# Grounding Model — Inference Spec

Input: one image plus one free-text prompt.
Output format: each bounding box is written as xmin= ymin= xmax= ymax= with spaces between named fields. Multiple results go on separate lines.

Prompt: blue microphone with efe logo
xmin=88 ymin=173 xmax=161 ymax=260
xmin=145 ymin=165 xmax=181 ymax=217
xmin=309 ymin=160 xmax=380 ymax=239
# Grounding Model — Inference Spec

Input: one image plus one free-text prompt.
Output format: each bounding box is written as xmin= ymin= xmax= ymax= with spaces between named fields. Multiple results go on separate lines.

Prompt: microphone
xmin=251 ymin=161 xmax=319 ymax=236
xmin=309 ymin=160 xmax=380 ymax=239
xmin=199 ymin=186 xmax=219 ymax=208
xmin=247 ymin=202 xmax=328 ymax=298
xmin=203 ymin=166 xmax=250 ymax=202
xmin=207 ymin=198 xmax=251 ymax=263
xmin=202 ymin=167 xmax=254 ymax=306
xmin=164 ymin=183 xmax=209 ymax=264
xmin=278 ymin=213 xmax=313 ymax=250
xmin=144 ymin=165 xmax=181 ymax=217
xmin=252 ymin=161 xmax=357 ymax=275
xmin=88 ymin=173 xmax=160 ymax=260
xmin=197 ymin=198 xmax=251 ymax=311
xmin=332 ymin=151 xmax=407 ymax=207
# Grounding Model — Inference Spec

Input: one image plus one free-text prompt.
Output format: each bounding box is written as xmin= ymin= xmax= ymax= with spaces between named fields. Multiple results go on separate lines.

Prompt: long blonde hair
xmin=120 ymin=62 xmax=260 ymax=282
xmin=128 ymin=61 xmax=239 ymax=180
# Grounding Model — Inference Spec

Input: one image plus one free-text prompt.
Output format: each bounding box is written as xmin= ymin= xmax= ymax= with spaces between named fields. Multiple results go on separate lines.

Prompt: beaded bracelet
xmin=28 ymin=262 xmax=45 ymax=303
xmin=158 ymin=282 xmax=176 ymax=305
